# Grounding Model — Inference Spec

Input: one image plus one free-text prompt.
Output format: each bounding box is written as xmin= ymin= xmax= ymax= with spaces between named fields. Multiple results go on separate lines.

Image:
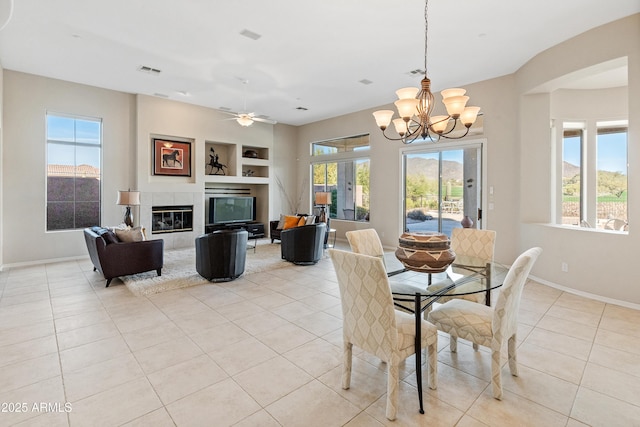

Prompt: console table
xmin=205 ymin=222 xmax=265 ymax=252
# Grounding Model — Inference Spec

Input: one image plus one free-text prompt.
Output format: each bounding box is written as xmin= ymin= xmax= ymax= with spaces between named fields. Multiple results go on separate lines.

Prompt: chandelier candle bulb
xmin=393 ymin=118 xmax=407 ymax=136
xmin=395 ymin=98 xmax=419 ymax=119
xmin=429 ymin=116 xmax=449 ymax=133
xmin=440 ymin=88 xmax=467 ymax=99
xmin=396 ymin=87 xmax=419 ymax=100
xmin=442 ymin=95 xmax=469 ymax=117
xmin=461 ymin=106 xmax=481 ymax=126
xmin=373 ymin=110 xmax=394 ymax=129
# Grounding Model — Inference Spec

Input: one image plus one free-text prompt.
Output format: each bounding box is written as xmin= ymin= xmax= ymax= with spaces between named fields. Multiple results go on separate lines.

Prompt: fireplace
xmin=152 ymin=205 xmax=193 ymax=234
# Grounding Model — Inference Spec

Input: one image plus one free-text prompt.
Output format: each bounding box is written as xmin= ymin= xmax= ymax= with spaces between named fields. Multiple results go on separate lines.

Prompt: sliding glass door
xmin=403 ymin=145 xmax=482 ymax=237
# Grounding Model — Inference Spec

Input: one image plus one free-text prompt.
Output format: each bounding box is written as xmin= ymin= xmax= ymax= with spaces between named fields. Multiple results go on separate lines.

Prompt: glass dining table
xmin=384 ymin=254 xmax=510 ymax=415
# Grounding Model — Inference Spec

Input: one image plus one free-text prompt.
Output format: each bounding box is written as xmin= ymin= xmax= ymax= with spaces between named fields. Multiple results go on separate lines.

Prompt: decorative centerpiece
xmin=395 ymin=232 xmax=456 ymax=273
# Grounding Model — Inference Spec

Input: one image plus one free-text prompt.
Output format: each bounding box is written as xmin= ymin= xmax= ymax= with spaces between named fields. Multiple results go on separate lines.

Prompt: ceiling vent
xmin=138 ymin=65 xmax=161 ymax=75
xmin=153 ymin=93 xmax=169 ymax=98
xmin=240 ymin=29 xmax=261 ymax=40
xmin=407 ymin=69 xmax=425 ymax=76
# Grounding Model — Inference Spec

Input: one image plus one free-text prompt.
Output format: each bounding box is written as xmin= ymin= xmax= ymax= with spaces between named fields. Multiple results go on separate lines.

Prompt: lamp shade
xmin=315 ymin=192 xmax=332 ymax=205
xmin=116 ymin=190 xmax=140 ymax=206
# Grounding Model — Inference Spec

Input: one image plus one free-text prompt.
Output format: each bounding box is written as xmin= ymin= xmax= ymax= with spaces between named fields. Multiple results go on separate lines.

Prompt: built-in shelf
xmin=204 ymin=140 xmax=272 ymax=229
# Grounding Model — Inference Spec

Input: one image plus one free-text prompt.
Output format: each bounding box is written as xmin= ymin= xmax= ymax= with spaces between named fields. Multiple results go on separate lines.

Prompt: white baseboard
xmin=529 ymin=274 xmax=640 ymax=311
xmin=1 ymin=255 xmax=90 ymax=272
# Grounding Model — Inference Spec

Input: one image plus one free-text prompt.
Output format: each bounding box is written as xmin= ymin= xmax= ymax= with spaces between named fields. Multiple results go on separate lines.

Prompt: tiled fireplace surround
xmin=139 ymin=191 xmax=204 ymax=250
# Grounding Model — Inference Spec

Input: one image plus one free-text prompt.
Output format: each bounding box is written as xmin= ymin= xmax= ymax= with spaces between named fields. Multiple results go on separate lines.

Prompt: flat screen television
xmin=209 ymin=196 xmax=256 ymax=224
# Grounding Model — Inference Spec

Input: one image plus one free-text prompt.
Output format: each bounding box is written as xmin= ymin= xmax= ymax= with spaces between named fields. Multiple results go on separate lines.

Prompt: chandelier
xmin=372 ymin=0 xmax=481 ymax=144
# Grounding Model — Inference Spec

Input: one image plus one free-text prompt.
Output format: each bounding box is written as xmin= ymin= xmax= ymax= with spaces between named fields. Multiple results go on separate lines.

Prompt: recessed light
xmin=359 ymin=79 xmax=373 ymax=85
xmin=177 ymin=90 xmax=190 ymax=96
xmin=296 ymin=107 xmax=308 ymax=111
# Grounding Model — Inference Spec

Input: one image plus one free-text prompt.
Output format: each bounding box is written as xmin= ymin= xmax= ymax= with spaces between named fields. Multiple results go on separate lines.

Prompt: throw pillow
xmin=297 ymin=216 xmax=307 ymax=227
xmin=102 ymin=230 xmax=119 ymax=244
xmin=276 ymin=214 xmax=286 ymax=230
xmin=115 ymin=226 xmax=145 ymax=242
xmin=283 ymin=215 xmax=300 ymax=229
xmin=305 ymin=215 xmax=316 ymax=225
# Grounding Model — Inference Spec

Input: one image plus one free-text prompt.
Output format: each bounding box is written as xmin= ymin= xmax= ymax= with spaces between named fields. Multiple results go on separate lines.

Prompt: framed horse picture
xmin=152 ymin=138 xmax=192 ymax=176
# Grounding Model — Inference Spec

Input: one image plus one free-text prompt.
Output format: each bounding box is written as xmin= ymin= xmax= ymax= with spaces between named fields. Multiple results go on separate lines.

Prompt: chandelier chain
xmin=424 ymin=0 xmax=428 ymax=77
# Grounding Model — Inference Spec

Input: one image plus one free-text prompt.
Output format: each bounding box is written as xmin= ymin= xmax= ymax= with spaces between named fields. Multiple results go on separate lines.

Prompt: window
xmin=46 ymin=113 xmax=102 ymax=231
xmin=312 ymin=135 xmax=370 ymax=221
xmin=559 ymin=120 xmax=627 ymax=231
xmin=311 ymin=134 xmax=369 ymax=155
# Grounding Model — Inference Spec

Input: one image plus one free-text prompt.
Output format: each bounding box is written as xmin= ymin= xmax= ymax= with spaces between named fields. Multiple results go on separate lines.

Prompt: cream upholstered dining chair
xmin=329 ymin=249 xmax=438 ymax=421
xmin=428 ymin=227 xmax=496 ymax=306
xmin=345 ymin=228 xmax=386 ymax=269
xmin=427 ymin=247 xmax=541 ymax=400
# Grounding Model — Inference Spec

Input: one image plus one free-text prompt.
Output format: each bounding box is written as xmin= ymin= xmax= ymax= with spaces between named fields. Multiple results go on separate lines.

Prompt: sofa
xmin=195 ymin=229 xmax=248 ymax=281
xmin=84 ymin=226 xmax=164 ymax=287
xmin=281 ymin=222 xmax=327 ymax=265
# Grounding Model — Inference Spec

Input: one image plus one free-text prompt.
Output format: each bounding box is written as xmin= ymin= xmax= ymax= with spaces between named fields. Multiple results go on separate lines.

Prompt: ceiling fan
xmin=222 ymin=79 xmax=277 ymax=127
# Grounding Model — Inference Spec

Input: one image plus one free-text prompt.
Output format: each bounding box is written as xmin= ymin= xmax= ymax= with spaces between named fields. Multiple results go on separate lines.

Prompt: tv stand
xmin=205 ymin=222 xmax=265 ymax=252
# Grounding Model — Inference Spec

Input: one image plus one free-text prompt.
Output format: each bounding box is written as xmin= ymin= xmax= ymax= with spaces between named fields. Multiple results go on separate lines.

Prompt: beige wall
xmin=0 ymin=62 xmax=4 ymax=268
xmin=518 ymin=14 xmax=639 ymax=305
xmin=2 ymin=71 xmax=135 ymax=264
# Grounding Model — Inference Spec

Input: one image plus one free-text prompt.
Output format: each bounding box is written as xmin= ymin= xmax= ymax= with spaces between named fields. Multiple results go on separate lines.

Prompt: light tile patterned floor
xmin=1 ymin=240 xmax=639 ymax=426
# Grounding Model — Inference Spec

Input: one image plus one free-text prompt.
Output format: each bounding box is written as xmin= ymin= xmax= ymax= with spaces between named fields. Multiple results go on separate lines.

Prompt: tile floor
xmin=1 ymin=241 xmax=640 ymax=426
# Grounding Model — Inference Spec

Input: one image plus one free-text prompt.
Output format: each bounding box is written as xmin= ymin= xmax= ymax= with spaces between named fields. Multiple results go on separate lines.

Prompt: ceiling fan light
xmin=442 ymin=95 xmax=469 ymax=117
xmin=372 ymin=110 xmax=394 ymax=129
xmin=395 ymin=87 xmax=419 ymax=100
xmin=460 ymin=106 xmax=481 ymax=126
xmin=237 ymin=116 xmax=254 ymax=127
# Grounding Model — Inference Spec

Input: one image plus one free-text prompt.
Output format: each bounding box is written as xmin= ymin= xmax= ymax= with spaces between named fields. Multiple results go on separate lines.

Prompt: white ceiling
xmin=0 ymin=0 xmax=637 ymax=126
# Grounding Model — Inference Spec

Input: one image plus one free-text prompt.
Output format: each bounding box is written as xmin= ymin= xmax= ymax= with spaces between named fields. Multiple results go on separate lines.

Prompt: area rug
xmin=122 ymin=242 xmax=290 ymax=296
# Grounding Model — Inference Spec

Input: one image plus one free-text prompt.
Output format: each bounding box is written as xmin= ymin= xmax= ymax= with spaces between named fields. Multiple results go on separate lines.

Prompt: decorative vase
xmin=395 ymin=232 xmax=456 ymax=273
xmin=461 ymin=215 xmax=474 ymax=228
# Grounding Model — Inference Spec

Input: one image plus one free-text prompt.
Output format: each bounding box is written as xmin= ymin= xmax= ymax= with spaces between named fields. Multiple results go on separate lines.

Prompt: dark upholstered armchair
xmin=281 ymin=222 xmax=326 ymax=265
xmin=84 ymin=227 xmax=164 ymax=287
xmin=271 ymin=215 xmax=330 ymax=246
xmin=195 ymin=229 xmax=248 ymax=281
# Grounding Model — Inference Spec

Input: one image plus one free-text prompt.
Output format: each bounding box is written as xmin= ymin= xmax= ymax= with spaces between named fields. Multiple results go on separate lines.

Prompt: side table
xmin=327 ymin=228 xmax=337 ymax=248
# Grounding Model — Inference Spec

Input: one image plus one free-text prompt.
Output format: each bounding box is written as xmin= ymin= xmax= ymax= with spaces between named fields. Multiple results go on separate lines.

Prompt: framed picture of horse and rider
xmin=152 ymin=138 xmax=192 ymax=177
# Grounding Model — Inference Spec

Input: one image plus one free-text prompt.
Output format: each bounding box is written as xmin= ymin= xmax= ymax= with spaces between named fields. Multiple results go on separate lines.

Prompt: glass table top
xmin=383 ymin=252 xmax=509 ymax=313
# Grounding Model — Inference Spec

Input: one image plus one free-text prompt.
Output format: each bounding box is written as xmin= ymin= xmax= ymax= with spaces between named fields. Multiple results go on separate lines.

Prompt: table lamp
xmin=116 ymin=189 xmax=141 ymax=227
xmin=315 ymin=192 xmax=332 ymax=223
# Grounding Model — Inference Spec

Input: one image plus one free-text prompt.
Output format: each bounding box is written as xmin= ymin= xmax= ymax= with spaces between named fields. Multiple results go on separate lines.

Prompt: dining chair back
xmin=329 ymin=249 xmax=437 ymax=420
xmin=427 ymin=247 xmax=541 ymax=400
xmin=345 ymin=228 xmax=386 ymax=269
xmin=451 ymin=227 xmax=496 ymax=262
xmin=428 ymin=228 xmax=496 ymax=308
